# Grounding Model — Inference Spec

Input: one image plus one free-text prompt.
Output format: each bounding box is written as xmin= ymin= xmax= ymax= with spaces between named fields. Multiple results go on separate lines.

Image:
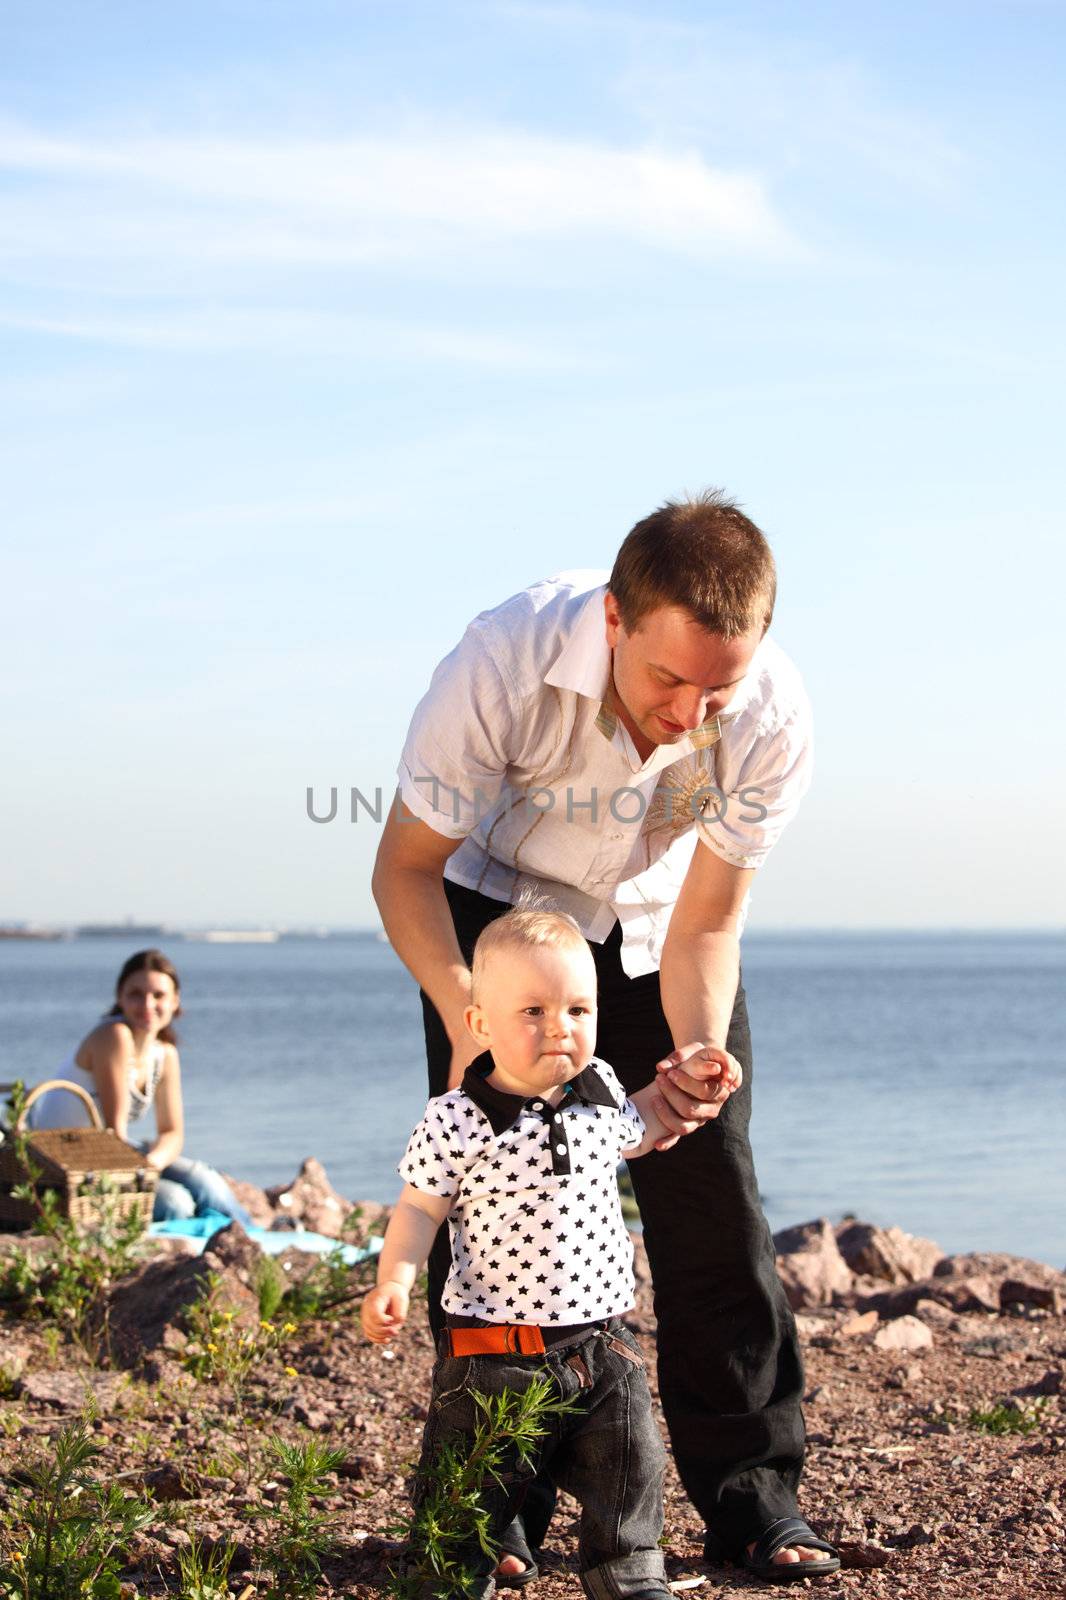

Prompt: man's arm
xmin=654 ymin=843 xmax=754 ymax=1140
xmin=372 ymin=798 xmax=480 ymax=1088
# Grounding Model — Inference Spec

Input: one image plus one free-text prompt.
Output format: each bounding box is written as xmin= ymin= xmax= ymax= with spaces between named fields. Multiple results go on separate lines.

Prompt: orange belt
xmin=444 ymin=1324 xmax=547 ymax=1357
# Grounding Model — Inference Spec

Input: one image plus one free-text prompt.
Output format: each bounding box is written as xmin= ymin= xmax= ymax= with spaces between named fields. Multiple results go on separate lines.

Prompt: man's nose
xmin=670 ymin=687 xmax=707 ymax=729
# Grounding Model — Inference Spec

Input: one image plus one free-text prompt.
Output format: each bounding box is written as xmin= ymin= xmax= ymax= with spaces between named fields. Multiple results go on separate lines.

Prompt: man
xmin=372 ymin=491 xmax=838 ymax=1583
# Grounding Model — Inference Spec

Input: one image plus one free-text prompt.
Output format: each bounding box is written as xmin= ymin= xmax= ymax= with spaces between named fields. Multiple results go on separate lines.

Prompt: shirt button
xmin=532 ymin=1102 xmax=543 ymax=1112
xmin=556 ymin=1144 xmax=566 ymax=1155
xmin=552 ymin=1113 xmax=562 ymax=1123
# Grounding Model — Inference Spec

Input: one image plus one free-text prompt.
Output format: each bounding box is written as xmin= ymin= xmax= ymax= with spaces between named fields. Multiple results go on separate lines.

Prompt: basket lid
xmin=24 ymin=1128 xmax=152 ymax=1177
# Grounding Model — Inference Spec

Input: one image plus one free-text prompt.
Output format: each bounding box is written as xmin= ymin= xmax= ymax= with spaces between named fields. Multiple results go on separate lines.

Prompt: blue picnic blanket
xmin=149 ymin=1210 xmax=383 ymax=1264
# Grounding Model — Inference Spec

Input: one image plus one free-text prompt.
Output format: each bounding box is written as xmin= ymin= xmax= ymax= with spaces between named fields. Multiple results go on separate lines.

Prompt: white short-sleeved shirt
xmin=398 ymin=573 xmax=812 ymax=977
xmin=399 ymin=1055 xmax=645 ymax=1324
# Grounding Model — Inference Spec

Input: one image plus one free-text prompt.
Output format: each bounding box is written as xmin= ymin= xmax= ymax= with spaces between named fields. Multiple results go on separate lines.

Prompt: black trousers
xmin=419 ymin=881 xmax=806 ymax=1557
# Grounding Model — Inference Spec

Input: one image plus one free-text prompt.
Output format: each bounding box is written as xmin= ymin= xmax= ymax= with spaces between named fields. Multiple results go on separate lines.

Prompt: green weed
xmin=253 ymin=1436 xmax=345 ymax=1599
xmin=174 ymin=1533 xmax=237 ymax=1599
xmin=0 ymin=1412 xmax=154 ymax=1598
xmin=389 ymin=1375 xmax=579 ymax=1600
xmin=181 ymin=1275 xmax=305 ymax=1489
xmin=967 ymin=1399 xmax=1048 ymax=1435
xmin=255 ymin=1255 xmax=286 ymax=1321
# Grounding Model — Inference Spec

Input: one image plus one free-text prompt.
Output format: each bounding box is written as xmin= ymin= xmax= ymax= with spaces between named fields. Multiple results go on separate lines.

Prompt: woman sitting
xmin=29 ymin=948 xmax=250 ymax=1225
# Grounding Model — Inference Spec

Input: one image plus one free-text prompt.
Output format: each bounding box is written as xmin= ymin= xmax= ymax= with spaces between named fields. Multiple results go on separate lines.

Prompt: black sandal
xmin=740 ymin=1518 xmax=840 ymax=1583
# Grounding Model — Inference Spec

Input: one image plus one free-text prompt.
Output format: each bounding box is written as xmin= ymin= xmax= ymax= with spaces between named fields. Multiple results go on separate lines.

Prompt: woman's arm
xmin=81 ymin=1025 xmax=132 ymax=1141
xmin=144 ymin=1045 xmax=185 ymax=1171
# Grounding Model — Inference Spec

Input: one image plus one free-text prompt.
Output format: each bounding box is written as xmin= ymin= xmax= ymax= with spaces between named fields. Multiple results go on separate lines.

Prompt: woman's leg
xmin=152 ymin=1176 xmax=197 ymax=1221
xmin=155 ymin=1156 xmax=253 ymax=1226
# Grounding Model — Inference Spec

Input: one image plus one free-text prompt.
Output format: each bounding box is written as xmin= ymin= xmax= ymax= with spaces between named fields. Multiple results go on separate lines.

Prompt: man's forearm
xmin=372 ymin=862 xmax=472 ymax=1044
xmin=659 ymin=928 xmax=740 ymax=1051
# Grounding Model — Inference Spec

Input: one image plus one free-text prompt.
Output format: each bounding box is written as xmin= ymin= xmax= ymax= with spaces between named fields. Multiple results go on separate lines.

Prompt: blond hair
xmin=470 ymin=903 xmax=593 ymax=1001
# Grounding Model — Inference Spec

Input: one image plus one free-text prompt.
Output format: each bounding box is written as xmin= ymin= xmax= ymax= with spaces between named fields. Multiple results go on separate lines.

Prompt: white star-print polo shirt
xmin=399 ymin=1053 xmax=645 ymax=1325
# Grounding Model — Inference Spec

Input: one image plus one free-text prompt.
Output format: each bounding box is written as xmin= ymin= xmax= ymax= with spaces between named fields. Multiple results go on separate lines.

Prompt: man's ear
xmin=603 ymin=590 xmax=624 ymax=648
xmin=464 ymin=1002 xmax=490 ymax=1049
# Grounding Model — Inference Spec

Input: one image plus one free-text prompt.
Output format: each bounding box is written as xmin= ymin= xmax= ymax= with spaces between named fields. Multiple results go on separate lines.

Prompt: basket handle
xmin=16 ymin=1079 xmax=105 ymax=1132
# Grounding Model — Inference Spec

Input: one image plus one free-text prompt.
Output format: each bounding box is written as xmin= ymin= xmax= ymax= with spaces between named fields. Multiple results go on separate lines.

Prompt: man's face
xmin=604 ymin=594 xmax=762 ymax=750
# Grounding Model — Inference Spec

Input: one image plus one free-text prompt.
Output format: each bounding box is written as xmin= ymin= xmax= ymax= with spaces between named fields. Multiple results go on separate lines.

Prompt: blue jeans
xmin=413 ymin=1320 xmax=667 ymax=1599
xmin=150 ymin=1155 xmax=252 ymax=1226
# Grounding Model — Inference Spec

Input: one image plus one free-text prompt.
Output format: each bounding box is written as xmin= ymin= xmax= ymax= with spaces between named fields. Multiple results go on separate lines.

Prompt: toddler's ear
xmin=464 ymin=1002 xmax=490 ymax=1048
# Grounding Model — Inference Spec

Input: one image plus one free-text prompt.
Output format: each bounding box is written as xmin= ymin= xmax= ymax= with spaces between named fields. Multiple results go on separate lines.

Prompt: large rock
xmin=224 ymin=1175 xmax=276 ymax=1228
xmin=17 ymin=1369 xmax=132 ymax=1410
xmin=836 ymin=1221 xmax=944 ymax=1284
xmin=934 ymin=1253 xmax=1064 ymax=1315
xmin=105 ymin=1222 xmax=260 ymax=1368
xmin=858 ymin=1250 xmax=1065 ymax=1319
xmin=266 ymin=1158 xmax=353 ymax=1237
xmin=773 ymin=1218 xmax=855 ymax=1309
xmin=871 ymin=1315 xmax=934 ymax=1353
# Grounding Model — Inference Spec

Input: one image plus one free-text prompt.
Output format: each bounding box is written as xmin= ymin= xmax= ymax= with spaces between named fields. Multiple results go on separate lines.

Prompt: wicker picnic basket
xmin=0 ymin=1079 xmax=157 ymax=1229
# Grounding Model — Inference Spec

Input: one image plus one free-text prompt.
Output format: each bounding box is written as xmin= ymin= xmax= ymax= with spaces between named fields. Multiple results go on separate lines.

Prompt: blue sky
xmin=2 ymin=0 xmax=1063 ymax=929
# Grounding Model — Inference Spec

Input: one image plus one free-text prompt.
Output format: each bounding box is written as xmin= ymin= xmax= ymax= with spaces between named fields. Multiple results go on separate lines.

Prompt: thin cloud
xmin=0 ymin=122 xmax=799 ymax=265
xmin=0 ymin=305 xmax=582 ymax=369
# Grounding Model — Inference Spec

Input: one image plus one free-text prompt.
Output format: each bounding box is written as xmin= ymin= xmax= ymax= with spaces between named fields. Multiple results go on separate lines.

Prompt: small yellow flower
xmin=11 ymin=1551 xmax=24 ymax=1564
xmin=259 ymin=1319 xmax=275 ymax=1332
xmin=282 ymin=1321 xmax=298 ymax=1335
xmin=221 ymin=1309 xmax=236 ymax=1322
xmin=206 ymin=1342 xmax=218 ymax=1353
xmin=284 ymin=1365 xmax=298 ymax=1378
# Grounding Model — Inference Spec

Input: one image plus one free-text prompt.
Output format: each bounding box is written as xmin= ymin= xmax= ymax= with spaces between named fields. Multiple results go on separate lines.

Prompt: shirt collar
xmin=542 ymin=585 xmax=612 ymax=702
xmin=461 ymin=1052 xmax=617 ymax=1136
xmin=541 ymin=583 xmax=724 ymax=754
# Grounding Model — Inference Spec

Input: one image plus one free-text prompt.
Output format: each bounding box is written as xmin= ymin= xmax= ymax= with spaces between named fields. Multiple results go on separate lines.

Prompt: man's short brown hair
xmin=608 ymin=489 xmax=776 ymax=639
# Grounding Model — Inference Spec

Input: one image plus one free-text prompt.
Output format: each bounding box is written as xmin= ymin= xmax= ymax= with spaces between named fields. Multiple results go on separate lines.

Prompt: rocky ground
xmin=0 ymin=1162 xmax=1063 ymax=1598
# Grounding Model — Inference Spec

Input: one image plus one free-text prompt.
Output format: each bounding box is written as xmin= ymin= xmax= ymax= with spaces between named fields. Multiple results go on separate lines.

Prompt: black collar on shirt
xmin=460 ymin=1052 xmax=616 ymax=1136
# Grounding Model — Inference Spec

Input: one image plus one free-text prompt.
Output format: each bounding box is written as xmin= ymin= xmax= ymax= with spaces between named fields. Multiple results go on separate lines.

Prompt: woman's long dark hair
xmin=107 ymin=948 xmax=183 ymax=1045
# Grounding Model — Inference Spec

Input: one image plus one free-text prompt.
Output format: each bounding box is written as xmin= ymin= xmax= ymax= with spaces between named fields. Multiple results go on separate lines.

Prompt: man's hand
xmin=651 ymin=1041 xmax=743 ymax=1150
xmin=361 ymin=1280 xmax=411 ymax=1343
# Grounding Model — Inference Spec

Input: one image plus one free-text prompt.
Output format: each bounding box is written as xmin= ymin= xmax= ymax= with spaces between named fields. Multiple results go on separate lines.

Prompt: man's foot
xmin=739 ymin=1518 xmax=840 ymax=1583
xmin=746 ymin=1539 xmax=835 ymax=1571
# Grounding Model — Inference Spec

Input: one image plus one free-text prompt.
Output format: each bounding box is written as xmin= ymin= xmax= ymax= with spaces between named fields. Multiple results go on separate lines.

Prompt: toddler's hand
xmin=361 ymin=1281 xmax=410 ymax=1343
xmin=651 ymin=1041 xmax=743 ymax=1149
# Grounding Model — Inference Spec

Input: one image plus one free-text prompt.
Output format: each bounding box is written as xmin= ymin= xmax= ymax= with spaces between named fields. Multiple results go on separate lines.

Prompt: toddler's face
xmin=466 ymin=943 xmax=598 ymax=1099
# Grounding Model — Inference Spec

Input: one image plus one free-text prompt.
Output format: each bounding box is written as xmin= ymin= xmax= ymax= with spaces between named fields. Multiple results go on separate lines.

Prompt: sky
xmin=2 ymin=0 xmax=1064 ymax=930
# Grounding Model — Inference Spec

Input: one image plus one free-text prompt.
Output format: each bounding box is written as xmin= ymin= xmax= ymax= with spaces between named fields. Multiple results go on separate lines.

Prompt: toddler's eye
xmin=523 ymin=1007 xmax=543 ymax=1017
xmin=569 ymin=1006 xmax=589 ymax=1016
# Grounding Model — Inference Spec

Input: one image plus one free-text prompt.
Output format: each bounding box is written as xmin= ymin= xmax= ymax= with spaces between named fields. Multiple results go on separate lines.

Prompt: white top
xmin=400 ymin=1055 xmax=645 ymax=1324
xmin=27 ymin=1039 xmax=165 ymax=1131
xmin=399 ymin=573 xmax=813 ymax=977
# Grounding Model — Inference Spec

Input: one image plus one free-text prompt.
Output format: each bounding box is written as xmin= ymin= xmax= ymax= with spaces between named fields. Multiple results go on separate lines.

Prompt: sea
xmin=0 ymin=932 xmax=1062 ymax=1269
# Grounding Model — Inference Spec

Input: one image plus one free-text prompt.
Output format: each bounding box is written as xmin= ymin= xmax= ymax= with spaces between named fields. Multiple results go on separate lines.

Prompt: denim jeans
xmin=148 ymin=1153 xmax=253 ymax=1227
xmin=414 ymin=1320 xmax=666 ymax=1599
xmin=421 ymin=882 xmax=806 ymax=1559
